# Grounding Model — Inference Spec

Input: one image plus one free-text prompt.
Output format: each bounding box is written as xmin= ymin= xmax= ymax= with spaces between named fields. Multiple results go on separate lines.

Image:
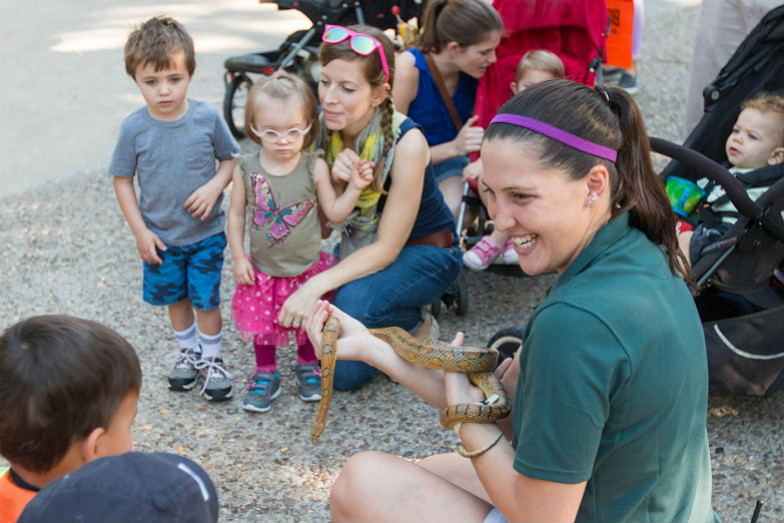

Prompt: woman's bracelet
xmin=457 ymin=430 xmax=504 ymax=458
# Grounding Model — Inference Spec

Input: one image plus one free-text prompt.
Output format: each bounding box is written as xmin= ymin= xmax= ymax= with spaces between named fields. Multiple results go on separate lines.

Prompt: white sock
xmin=174 ymin=323 xmax=199 ymax=353
xmin=199 ymin=330 xmax=222 ymax=360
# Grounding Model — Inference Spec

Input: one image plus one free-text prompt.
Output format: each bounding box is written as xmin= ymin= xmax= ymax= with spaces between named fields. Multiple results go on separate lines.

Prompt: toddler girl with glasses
xmin=227 ymin=71 xmax=372 ymax=413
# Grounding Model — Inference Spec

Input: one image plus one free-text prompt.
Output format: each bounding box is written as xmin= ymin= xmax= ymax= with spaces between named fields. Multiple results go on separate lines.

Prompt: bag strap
xmin=424 ymin=53 xmax=463 ymax=132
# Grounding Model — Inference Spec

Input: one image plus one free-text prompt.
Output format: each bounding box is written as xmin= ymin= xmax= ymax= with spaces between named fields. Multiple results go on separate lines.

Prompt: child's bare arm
xmin=185 ymin=158 xmax=237 ymax=220
xmin=113 ymin=176 xmax=166 ymax=263
xmin=226 ymin=165 xmax=255 ymax=285
xmin=314 ymin=157 xmax=372 ymax=222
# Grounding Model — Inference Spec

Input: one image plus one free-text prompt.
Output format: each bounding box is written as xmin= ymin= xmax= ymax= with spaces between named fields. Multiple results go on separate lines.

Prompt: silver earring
xmin=587 ymin=196 xmax=597 ymax=206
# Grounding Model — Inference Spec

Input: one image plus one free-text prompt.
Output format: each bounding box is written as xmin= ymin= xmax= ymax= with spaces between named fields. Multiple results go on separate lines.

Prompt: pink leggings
xmin=253 ymin=336 xmax=317 ymax=373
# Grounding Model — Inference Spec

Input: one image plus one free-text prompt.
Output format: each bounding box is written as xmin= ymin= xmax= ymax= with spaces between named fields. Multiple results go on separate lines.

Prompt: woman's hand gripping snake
xmin=311 ymin=316 xmax=511 ymax=442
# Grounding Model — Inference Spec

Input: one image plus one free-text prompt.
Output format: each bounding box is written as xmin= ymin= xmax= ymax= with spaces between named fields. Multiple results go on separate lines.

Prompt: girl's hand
xmin=351 ymin=159 xmax=375 ymax=191
xmin=233 ymin=257 xmax=255 ymax=286
xmin=306 ymin=300 xmax=373 ymax=361
xmin=452 ymin=115 xmax=484 ymax=156
xmin=135 ymin=228 xmax=166 ymax=264
xmin=331 ymin=149 xmax=363 ymax=183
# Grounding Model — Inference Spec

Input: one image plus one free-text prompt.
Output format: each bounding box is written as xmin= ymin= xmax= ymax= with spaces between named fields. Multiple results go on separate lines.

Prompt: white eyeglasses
xmin=250 ymin=123 xmax=312 ymax=143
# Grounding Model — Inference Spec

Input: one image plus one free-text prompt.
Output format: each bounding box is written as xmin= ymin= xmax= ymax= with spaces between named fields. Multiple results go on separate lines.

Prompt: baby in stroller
xmin=462 ymin=50 xmax=565 ymax=270
xmin=673 ymin=91 xmax=784 ymax=267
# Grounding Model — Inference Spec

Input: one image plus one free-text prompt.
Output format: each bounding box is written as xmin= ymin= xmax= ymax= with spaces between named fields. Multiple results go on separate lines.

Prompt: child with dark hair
xmin=110 ymin=16 xmax=240 ymax=401
xmin=0 ymin=315 xmax=142 ymax=522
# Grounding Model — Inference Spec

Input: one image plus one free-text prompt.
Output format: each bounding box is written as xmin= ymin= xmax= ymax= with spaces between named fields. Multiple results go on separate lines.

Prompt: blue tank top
xmin=405 ymin=48 xmax=477 ymax=147
xmin=379 ymin=117 xmax=456 ymax=241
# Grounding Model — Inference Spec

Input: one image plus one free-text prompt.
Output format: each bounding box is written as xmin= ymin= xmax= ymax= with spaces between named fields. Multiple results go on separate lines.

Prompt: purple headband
xmin=489 ymin=114 xmax=618 ymax=163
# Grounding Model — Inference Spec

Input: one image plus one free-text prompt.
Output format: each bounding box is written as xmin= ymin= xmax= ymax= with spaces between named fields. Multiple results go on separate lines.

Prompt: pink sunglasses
xmin=322 ymin=25 xmax=390 ymax=83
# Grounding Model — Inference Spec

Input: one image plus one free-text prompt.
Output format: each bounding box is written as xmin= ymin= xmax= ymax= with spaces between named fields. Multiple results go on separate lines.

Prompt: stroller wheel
xmin=435 ymin=273 xmax=469 ymax=317
xmin=224 ymin=74 xmax=253 ymax=139
xmin=487 ymin=325 xmax=526 ymax=368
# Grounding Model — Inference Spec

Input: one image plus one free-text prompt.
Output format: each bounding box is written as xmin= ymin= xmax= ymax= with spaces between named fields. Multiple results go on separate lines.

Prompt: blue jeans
xmin=432 ymin=156 xmax=469 ymax=184
xmin=332 ymin=244 xmax=463 ymax=390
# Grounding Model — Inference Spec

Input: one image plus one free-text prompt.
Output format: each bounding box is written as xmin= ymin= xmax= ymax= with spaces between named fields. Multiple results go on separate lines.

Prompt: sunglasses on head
xmin=322 ymin=25 xmax=390 ymax=83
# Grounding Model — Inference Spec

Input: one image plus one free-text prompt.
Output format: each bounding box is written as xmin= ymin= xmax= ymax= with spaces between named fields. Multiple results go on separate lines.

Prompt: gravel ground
xmin=2 ymin=4 xmax=783 ymax=522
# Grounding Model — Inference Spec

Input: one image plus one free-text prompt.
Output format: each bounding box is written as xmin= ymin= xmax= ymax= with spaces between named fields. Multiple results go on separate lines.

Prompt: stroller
xmin=451 ymin=0 xmax=607 ymax=284
xmin=655 ymin=4 xmax=784 ymax=397
xmin=222 ymin=0 xmax=426 ymax=138
xmin=490 ymin=6 xmax=784 ymax=398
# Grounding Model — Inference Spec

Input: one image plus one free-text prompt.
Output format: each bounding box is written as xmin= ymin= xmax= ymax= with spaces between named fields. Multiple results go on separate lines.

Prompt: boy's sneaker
xmin=242 ymin=371 xmax=281 ymax=413
xmin=168 ymin=348 xmax=201 ymax=391
xmin=195 ymin=356 xmax=233 ymax=401
xmin=295 ymin=363 xmax=322 ymax=402
xmin=617 ymin=73 xmax=638 ymax=95
xmin=463 ymin=236 xmax=502 ymax=271
xmin=498 ymin=238 xmax=518 ymax=265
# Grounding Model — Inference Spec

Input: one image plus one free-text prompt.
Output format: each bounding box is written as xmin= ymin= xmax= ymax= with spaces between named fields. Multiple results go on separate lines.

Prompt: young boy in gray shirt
xmin=110 ymin=16 xmax=239 ymax=401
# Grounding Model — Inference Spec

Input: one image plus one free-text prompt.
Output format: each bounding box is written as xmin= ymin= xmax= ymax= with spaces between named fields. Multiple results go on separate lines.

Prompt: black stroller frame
xmin=222 ymin=0 xmax=425 ymax=138
xmin=656 ymin=4 xmax=784 ymax=398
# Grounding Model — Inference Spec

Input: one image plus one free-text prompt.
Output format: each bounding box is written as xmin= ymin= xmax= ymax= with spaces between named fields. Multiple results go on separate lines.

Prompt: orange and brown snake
xmin=311 ymin=316 xmax=510 ymax=442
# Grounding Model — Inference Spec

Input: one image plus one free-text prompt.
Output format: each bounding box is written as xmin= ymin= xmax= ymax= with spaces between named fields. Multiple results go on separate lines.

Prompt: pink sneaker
xmin=463 ymin=236 xmax=502 ymax=271
xmin=499 ymin=238 xmax=518 ymax=265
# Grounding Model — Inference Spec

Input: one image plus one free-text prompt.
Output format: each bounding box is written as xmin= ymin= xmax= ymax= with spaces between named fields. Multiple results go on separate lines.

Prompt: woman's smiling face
xmin=480 ymin=138 xmax=601 ymax=275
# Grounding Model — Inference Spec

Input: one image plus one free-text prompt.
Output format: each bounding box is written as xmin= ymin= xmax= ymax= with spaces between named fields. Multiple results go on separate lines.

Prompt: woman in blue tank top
xmin=393 ymin=0 xmax=502 ymax=219
xmin=278 ymin=25 xmax=462 ymax=391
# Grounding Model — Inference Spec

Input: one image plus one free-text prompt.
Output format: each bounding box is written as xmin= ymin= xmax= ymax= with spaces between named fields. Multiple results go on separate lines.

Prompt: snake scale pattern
xmin=311 ymin=316 xmax=511 ymax=442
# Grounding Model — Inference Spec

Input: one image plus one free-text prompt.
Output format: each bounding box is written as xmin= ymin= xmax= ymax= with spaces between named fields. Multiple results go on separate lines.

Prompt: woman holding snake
xmin=278 ymin=25 xmax=462 ymax=391
xmin=307 ymin=80 xmax=717 ymax=522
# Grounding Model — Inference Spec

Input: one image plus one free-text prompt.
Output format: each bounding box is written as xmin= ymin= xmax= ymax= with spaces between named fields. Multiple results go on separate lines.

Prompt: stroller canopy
xmin=473 ymin=0 xmax=607 ymax=130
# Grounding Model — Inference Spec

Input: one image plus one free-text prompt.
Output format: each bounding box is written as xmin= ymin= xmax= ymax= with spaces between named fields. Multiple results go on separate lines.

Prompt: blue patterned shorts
xmin=143 ymin=232 xmax=226 ymax=310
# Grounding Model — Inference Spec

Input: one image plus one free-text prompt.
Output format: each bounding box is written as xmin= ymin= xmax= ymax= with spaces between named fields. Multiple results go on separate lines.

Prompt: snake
xmin=311 ymin=316 xmax=510 ymax=442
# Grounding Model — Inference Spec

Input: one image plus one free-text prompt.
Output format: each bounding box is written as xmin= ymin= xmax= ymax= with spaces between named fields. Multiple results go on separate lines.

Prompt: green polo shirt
xmin=512 ymin=213 xmax=716 ymax=522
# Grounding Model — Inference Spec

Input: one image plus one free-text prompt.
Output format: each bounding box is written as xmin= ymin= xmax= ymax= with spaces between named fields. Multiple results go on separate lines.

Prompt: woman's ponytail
xmin=608 ymin=89 xmax=691 ymax=279
xmin=414 ymin=0 xmax=502 ymax=53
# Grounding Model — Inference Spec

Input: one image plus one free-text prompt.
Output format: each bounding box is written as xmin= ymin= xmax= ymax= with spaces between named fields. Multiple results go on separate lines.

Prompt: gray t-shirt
xmin=109 ymin=99 xmax=239 ymax=246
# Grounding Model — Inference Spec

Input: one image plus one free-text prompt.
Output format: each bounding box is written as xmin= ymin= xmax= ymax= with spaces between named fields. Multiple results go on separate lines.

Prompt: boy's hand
xmin=350 ymin=159 xmax=375 ymax=191
xmin=233 ymin=257 xmax=256 ymax=286
xmin=185 ymin=182 xmax=222 ymax=220
xmin=136 ymin=229 xmax=166 ymax=264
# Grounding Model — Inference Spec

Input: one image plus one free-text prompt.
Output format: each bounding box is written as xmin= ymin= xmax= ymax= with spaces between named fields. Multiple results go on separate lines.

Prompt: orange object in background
xmin=605 ymin=0 xmax=634 ymax=68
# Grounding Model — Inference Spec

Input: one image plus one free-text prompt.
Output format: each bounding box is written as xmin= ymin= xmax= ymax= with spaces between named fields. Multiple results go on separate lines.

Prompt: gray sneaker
xmin=168 ymin=348 xmax=201 ymax=391
xmin=195 ymin=356 xmax=233 ymax=401
xmin=617 ymin=73 xmax=639 ymax=95
xmin=242 ymin=371 xmax=281 ymax=412
xmin=295 ymin=363 xmax=322 ymax=402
